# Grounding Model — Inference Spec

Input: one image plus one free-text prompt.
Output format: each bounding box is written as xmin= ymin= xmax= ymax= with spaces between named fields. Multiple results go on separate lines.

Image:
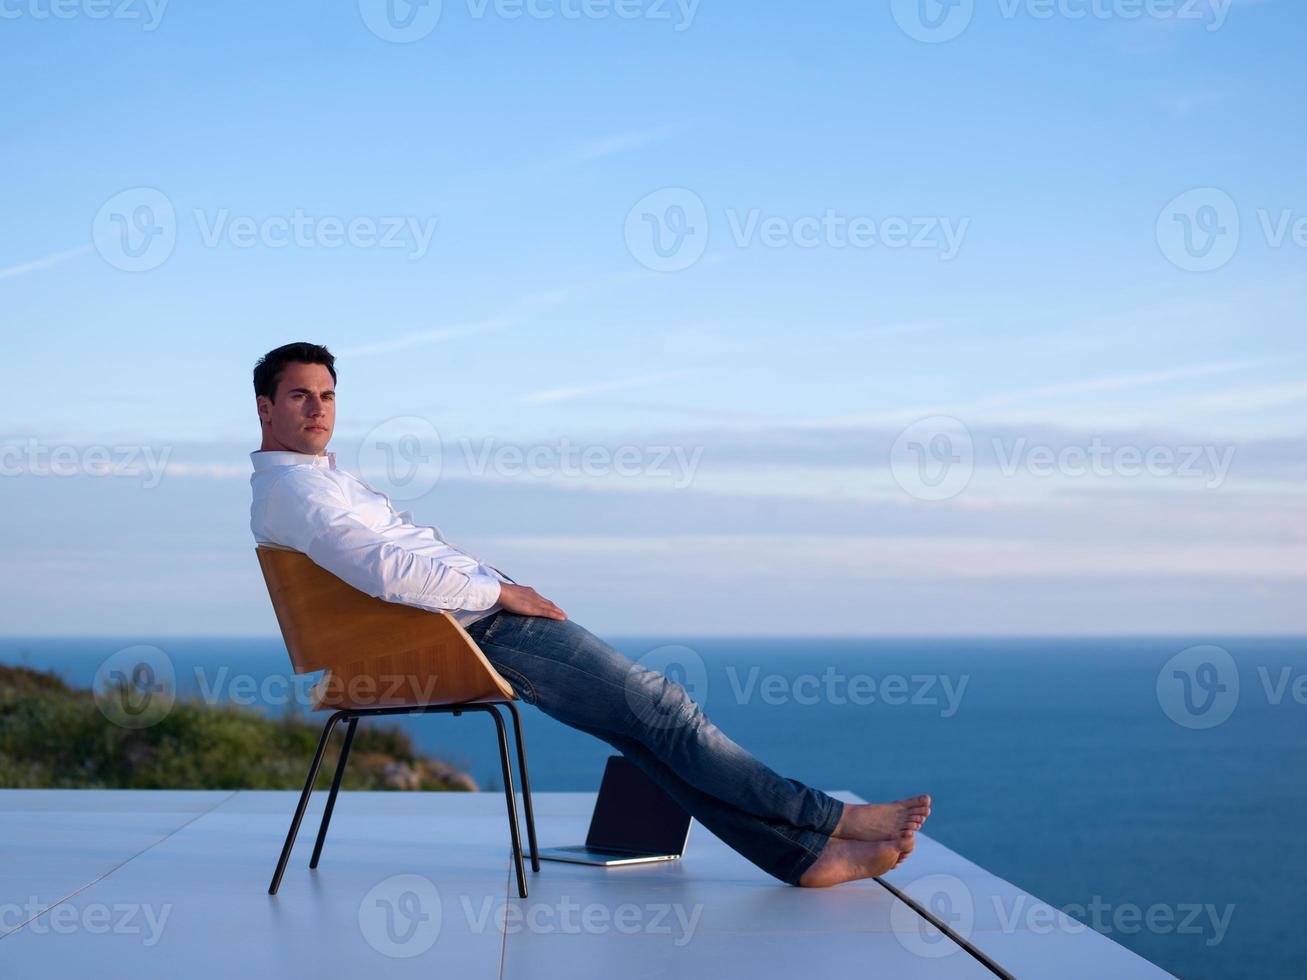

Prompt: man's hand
xmin=496 ymin=582 xmax=568 ymax=620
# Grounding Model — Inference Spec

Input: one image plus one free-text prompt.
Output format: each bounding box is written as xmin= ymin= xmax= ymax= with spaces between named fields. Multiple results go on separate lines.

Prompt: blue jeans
xmin=463 ymin=610 xmax=845 ymax=886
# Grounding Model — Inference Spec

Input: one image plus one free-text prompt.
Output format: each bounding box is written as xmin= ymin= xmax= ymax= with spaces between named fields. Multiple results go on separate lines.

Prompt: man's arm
xmin=262 ymin=469 xmax=567 ymax=620
xmin=262 ymin=470 xmax=501 ymax=614
xmin=395 ymin=507 xmax=518 ymax=584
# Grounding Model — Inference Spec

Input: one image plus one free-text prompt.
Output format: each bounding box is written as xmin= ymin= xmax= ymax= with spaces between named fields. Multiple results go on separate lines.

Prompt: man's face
xmin=257 ymin=361 xmax=335 ymax=454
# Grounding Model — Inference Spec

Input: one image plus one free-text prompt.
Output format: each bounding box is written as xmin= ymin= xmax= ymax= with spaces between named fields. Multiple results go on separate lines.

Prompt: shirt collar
xmin=250 ymin=449 xmax=336 ymax=471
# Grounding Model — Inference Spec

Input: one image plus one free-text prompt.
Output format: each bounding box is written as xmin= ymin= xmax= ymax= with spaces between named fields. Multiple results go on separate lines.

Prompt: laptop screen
xmin=585 ymin=756 xmax=692 ymax=854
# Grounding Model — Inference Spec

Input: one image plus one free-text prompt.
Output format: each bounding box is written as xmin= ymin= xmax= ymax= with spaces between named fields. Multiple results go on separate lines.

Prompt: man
xmin=249 ymin=342 xmax=929 ymax=887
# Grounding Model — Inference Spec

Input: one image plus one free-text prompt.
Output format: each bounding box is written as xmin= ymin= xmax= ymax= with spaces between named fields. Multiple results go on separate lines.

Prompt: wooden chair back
xmin=255 ymin=545 xmax=514 ymax=711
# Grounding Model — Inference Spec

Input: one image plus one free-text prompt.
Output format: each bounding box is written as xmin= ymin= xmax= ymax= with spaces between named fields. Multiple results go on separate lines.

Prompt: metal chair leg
xmin=269 ymin=709 xmax=347 ymax=895
xmin=503 ymin=701 xmax=540 ymax=872
xmin=310 ymin=715 xmax=358 ymax=869
xmin=486 ymin=705 xmax=528 ymax=898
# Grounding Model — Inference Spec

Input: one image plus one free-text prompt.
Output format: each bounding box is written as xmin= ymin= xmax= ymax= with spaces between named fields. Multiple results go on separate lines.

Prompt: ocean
xmin=3 ymin=634 xmax=1303 ymax=980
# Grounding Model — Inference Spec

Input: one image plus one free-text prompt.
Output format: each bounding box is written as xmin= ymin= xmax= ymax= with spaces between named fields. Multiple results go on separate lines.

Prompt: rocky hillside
xmin=0 ymin=663 xmax=477 ymax=792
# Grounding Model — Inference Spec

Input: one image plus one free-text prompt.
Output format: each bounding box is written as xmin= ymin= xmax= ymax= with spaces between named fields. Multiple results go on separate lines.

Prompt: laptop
xmin=538 ymin=755 xmax=693 ymax=866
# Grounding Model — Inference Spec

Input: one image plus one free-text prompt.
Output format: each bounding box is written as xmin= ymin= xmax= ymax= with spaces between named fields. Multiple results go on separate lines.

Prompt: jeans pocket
xmin=469 ymin=610 xmax=504 ymax=646
xmin=492 ymin=662 xmax=538 ymax=706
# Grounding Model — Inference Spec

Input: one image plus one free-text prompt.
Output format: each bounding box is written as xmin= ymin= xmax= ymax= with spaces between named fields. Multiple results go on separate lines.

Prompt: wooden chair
xmin=255 ymin=544 xmax=540 ymax=898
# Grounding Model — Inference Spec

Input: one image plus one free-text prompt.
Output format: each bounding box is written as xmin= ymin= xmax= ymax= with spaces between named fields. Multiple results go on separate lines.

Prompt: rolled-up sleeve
xmin=262 ymin=470 xmax=502 ymax=613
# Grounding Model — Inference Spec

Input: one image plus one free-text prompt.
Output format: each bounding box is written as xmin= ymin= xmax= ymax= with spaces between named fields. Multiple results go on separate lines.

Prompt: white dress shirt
xmin=249 ymin=449 xmax=509 ymax=628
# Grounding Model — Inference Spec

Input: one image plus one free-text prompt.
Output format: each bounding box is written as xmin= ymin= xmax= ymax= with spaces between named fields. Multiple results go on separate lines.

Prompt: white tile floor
xmin=0 ymin=789 xmax=1173 ymax=979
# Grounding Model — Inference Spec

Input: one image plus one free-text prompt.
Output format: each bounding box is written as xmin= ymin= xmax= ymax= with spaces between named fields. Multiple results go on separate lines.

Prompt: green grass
xmin=0 ymin=663 xmax=476 ymax=792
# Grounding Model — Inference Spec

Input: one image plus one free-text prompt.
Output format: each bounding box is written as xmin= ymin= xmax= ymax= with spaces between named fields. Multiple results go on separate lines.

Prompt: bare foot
xmin=891 ymin=826 xmax=916 ymax=868
xmin=832 ymin=795 xmax=931 ymax=841
xmin=798 ymin=830 xmax=915 ymax=887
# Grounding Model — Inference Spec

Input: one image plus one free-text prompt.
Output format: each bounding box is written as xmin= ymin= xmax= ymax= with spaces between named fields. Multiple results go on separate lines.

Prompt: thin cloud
xmin=1185 ymin=380 xmax=1307 ymax=413
xmin=569 ymin=125 xmax=682 ymax=164
xmin=1153 ymin=84 xmax=1237 ymax=118
xmin=971 ymin=360 xmax=1265 ymax=409
xmin=336 ymin=318 xmax=516 ymax=358
xmin=846 ymin=319 xmax=966 ymax=342
xmin=341 ymin=266 xmax=674 ymax=359
xmin=798 ymin=360 xmax=1267 ymax=430
xmin=519 ymin=266 xmax=662 ymax=309
xmin=484 ymin=533 xmax=1307 ymax=579
xmin=515 ymin=368 xmax=700 ymax=406
xmin=433 ymin=126 xmax=685 ymax=204
xmin=0 ymin=244 xmax=93 ymax=282
xmin=593 ymin=400 xmax=790 ymax=423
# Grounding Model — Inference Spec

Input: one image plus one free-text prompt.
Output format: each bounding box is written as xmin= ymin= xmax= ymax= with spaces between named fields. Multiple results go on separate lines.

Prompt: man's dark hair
xmin=253 ymin=343 xmax=337 ymax=402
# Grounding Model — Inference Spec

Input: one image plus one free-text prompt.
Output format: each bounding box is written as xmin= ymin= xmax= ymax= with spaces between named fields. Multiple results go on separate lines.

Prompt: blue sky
xmin=1 ymin=0 xmax=1303 ymax=636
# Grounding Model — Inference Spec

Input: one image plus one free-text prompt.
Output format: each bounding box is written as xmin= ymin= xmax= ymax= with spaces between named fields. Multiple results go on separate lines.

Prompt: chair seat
xmin=254 ymin=545 xmax=517 ymax=710
xmin=256 ymin=546 xmax=539 ymax=898
xmin=310 ymin=668 xmax=517 ymax=711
